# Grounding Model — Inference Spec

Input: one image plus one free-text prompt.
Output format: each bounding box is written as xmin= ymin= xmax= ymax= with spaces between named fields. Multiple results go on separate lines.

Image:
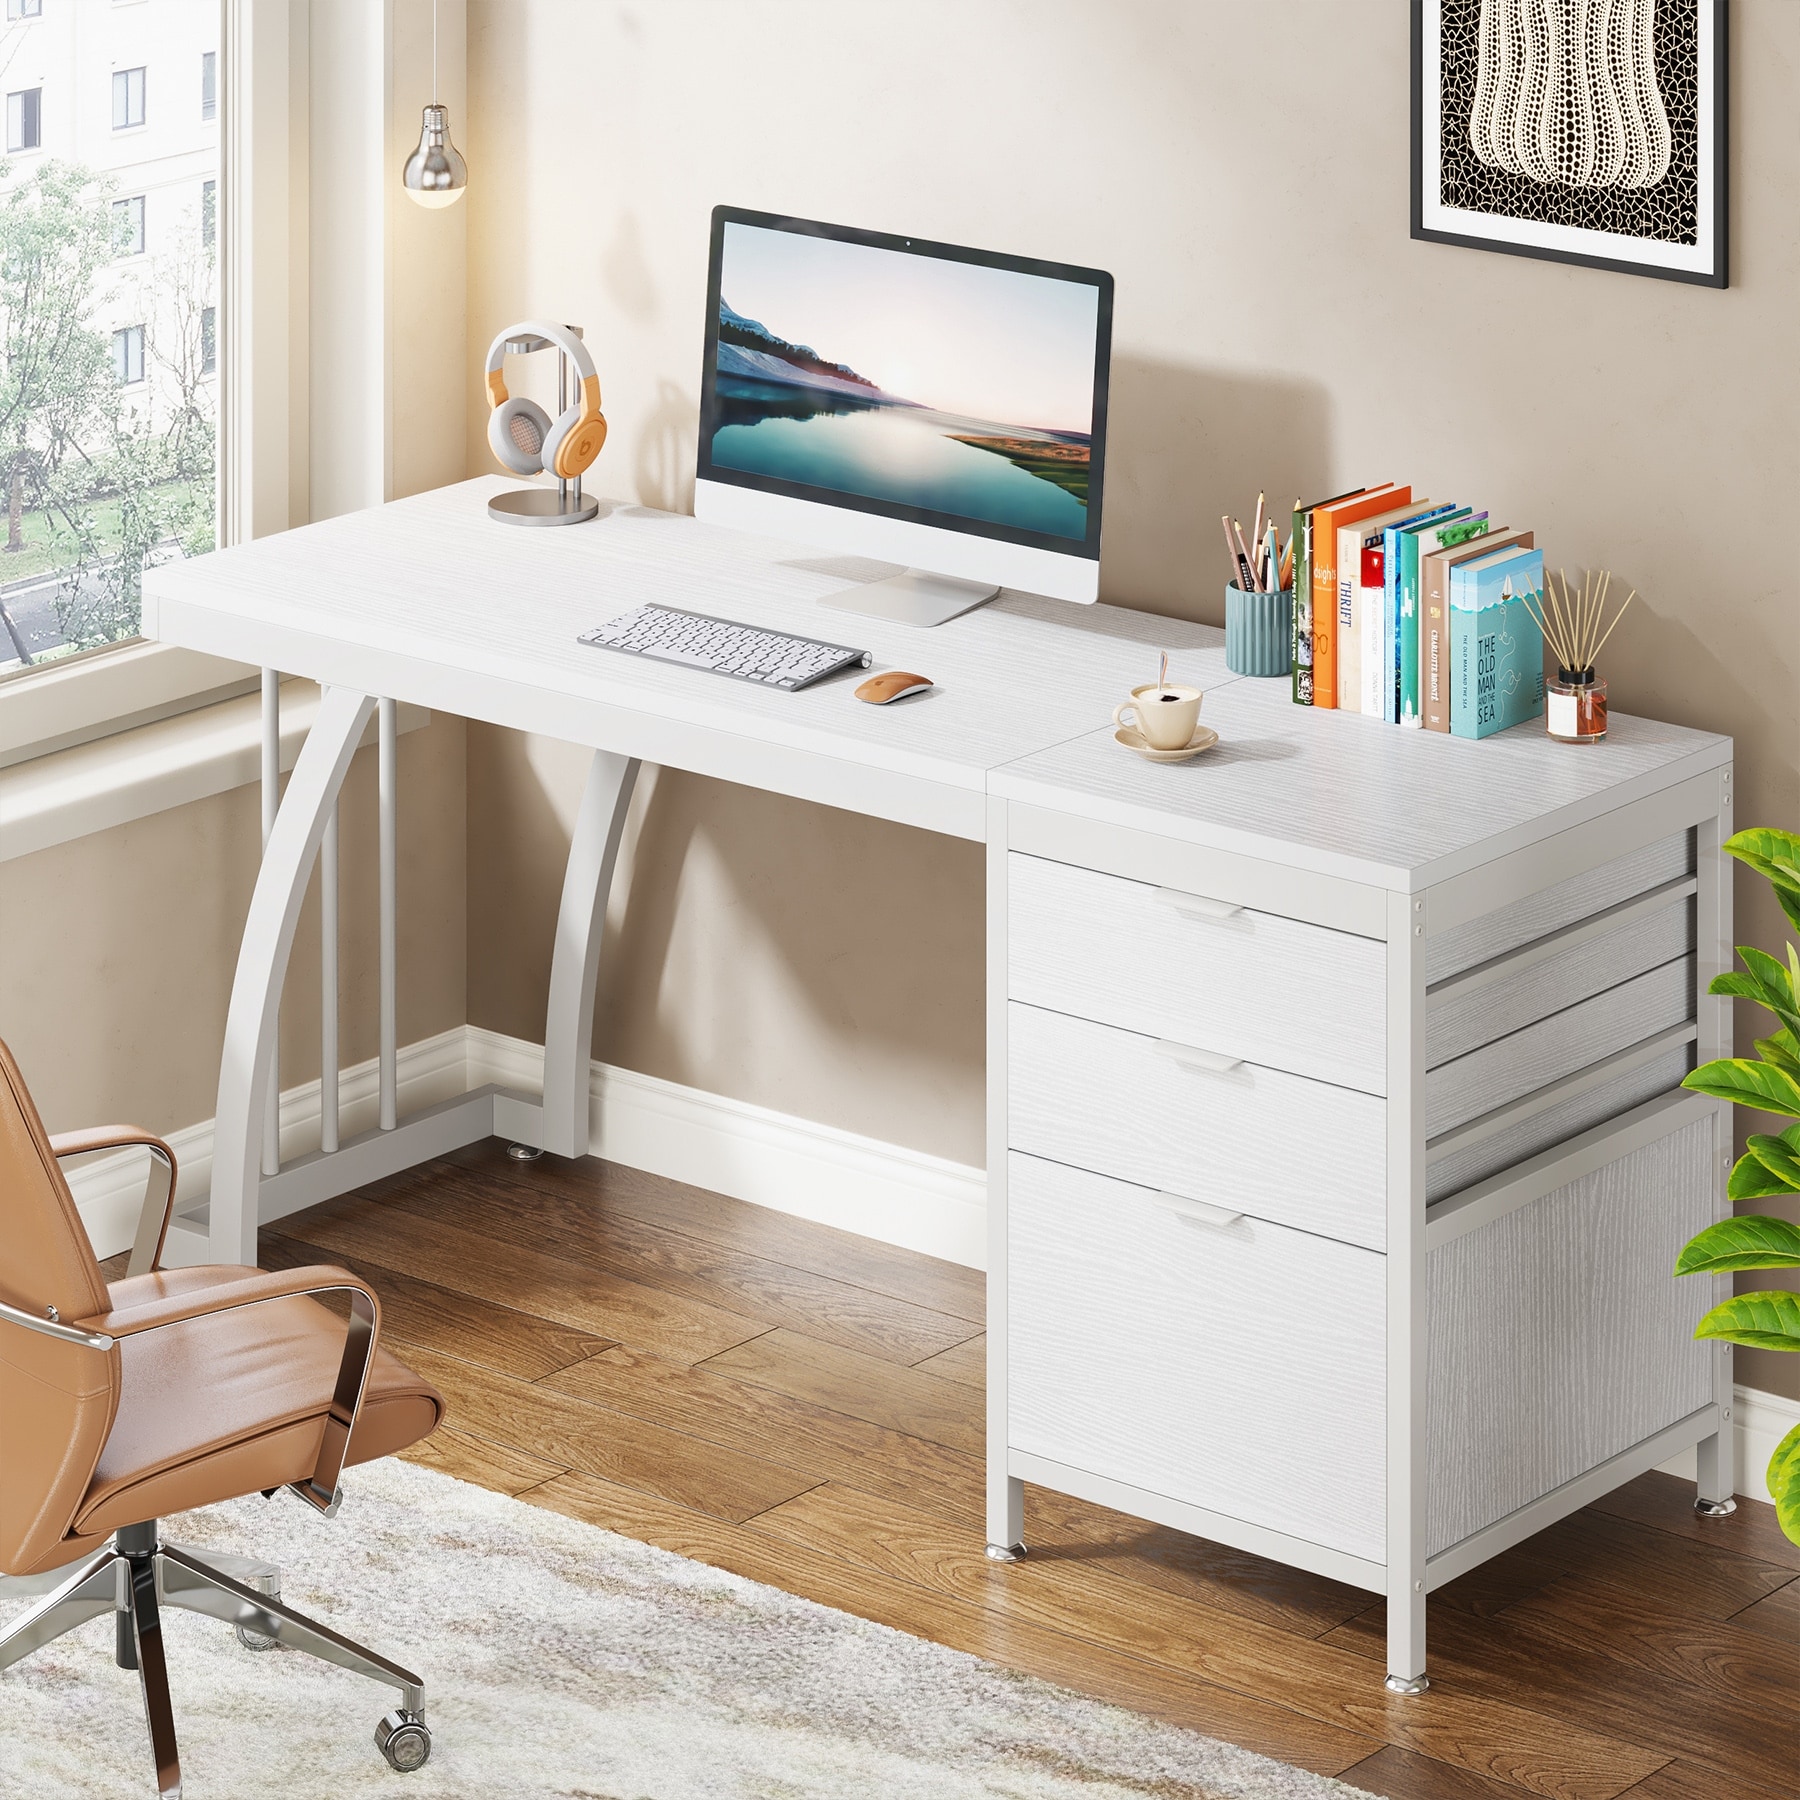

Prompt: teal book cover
xmin=1398 ymin=510 xmax=1480 ymax=728
xmin=1450 ymin=547 xmax=1545 ymax=739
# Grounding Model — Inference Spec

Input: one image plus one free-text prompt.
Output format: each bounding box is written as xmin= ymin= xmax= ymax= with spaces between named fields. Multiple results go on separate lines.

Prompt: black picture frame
xmin=697 ymin=206 xmax=1114 ymax=562
xmin=1410 ymin=0 xmax=1728 ymax=288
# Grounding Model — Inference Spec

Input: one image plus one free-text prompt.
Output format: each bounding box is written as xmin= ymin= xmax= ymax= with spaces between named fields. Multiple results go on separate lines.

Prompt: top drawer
xmin=1009 ymin=854 xmax=1387 ymax=1094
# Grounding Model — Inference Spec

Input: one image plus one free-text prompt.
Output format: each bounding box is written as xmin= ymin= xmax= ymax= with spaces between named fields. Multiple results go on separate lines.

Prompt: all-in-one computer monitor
xmin=694 ymin=207 xmax=1113 ymax=628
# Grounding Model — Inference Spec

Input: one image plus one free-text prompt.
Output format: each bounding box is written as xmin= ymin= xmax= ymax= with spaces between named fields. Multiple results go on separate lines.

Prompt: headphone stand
xmin=489 ymin=328 xmax=601 ymax=527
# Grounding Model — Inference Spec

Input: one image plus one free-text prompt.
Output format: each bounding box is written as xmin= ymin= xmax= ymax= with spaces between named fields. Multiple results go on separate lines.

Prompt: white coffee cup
xmin=1114 ymin=683 xmax=1202 ymax=750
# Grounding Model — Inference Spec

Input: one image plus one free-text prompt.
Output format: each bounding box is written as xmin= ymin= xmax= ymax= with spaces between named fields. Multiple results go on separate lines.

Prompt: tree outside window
xmin=200 ymin=306 xmax=214 ymax=375
xmin=112 ymin=195 xmax=146 ymax=257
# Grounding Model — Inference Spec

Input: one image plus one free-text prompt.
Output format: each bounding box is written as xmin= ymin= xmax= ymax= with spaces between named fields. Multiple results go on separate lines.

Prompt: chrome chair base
xmin=0 ymin=1522 xmax=429 ymax=1795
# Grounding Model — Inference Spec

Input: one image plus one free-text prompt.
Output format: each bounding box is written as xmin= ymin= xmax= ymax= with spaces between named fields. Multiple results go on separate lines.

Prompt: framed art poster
xmin=1412 ymin=0 xmax=1727 ymax=286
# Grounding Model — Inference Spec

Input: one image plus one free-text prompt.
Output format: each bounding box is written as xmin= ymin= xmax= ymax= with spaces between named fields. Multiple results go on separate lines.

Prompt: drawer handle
xmin=1156 ymin=888 xmax=1245 ymax=924
xmin=1152 ymin=1190 xmax=1245 ymax=1231
xmin=1154 ymin=1039 xmax=1245 ymax=1077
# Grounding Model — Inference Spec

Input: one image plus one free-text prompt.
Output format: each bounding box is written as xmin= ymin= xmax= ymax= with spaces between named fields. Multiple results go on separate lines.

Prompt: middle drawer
xmin=1009 ymin=1003 xmax=1388 ymax=1251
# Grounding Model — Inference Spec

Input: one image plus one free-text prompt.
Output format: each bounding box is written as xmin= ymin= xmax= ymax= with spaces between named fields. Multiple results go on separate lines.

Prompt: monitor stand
xmin=818 ymin=569 xmax=998 ymax=629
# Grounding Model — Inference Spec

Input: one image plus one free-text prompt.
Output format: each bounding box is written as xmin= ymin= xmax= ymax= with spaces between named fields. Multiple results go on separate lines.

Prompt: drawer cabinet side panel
xmin=1425 ymin=1116 xmax=1716 ymax=1554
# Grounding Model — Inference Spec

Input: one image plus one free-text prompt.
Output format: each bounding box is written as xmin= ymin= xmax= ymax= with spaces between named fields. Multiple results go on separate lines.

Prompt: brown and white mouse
xmin=855 ymin=670 xmax=934 ymax=704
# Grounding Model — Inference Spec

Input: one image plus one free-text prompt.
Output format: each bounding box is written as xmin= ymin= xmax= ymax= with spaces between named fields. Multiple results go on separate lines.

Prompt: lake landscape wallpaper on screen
xmin=708 ymin=224 xmax=1101 ymax=542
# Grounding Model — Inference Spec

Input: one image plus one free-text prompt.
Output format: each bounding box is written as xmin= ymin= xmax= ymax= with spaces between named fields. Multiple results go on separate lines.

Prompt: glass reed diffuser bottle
xmin=1522 ymin=569 xmax=1636 ymax=745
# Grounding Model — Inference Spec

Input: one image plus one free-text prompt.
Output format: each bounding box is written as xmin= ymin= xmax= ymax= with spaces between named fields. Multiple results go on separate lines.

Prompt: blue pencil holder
xmin=1225 ymin=583 xmax=1293 ymax=677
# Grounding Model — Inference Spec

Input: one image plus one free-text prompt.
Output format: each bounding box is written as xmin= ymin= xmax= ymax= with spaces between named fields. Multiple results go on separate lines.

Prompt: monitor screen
xmin=697 ymin=209 xmax=1111 ymax=562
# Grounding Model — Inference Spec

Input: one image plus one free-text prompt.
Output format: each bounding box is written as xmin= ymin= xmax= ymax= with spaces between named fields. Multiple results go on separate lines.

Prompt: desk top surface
xmin=146 ymin=478 xmax=1731 ymax=887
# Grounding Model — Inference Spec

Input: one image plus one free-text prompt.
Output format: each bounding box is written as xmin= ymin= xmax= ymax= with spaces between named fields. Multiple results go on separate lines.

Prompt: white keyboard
xmin=579 ymin=605 xmax=872 ymax=691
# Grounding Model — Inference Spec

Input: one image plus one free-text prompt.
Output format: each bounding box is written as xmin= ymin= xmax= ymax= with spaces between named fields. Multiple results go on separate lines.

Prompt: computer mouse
xmin=855 ymin=670 xmax=934 ymax=705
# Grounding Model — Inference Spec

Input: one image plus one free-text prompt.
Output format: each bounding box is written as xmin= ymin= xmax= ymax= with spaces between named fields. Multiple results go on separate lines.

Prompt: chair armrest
xmin=49 ymin=1127 xmax=178 ymax=1277
xmin=80 ymin=1264 xmax=382 ymax=1517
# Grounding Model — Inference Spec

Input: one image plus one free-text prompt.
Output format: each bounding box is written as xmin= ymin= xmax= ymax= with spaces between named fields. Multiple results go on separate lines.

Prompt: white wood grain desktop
xmin=144 ymin=475 xmax=1737 ymax=1692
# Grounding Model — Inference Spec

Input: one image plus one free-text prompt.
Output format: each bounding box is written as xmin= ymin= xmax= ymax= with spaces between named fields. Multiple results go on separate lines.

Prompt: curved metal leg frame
xmin=541 ymin=750 xmax=641 ymax=1158
xmin=158 ymin=1546 xmax=424 ymax=1715
xmin=0 ymin=1550 xmax=119 ymax=1673
xmin=127 ymin=1545 xmax=182 ymax=1798
xmin=210 ymin=688 xmax=379 ymax=1266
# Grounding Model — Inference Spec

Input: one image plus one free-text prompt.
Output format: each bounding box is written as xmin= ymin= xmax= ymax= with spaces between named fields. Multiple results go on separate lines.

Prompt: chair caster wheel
xmin=235 ymin=1622 xmax=279 ymax=1651
xmin=376 ymin=1710 xmax=432 ymax=1772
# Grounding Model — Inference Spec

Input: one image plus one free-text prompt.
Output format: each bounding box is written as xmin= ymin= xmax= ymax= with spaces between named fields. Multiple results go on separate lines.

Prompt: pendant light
xmin=401 ymin=0 xmax=467 ymax=208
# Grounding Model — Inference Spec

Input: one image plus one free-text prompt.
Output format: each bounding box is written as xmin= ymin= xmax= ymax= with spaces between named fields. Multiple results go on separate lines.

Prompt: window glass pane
xmin=0 ymin=4 xmax=219 ymax=674
xmin=200 ymin=51 xmax=215 ymax=123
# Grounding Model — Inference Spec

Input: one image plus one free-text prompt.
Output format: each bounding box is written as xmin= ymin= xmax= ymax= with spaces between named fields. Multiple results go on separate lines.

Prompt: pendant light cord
xmin=432 ymin=0 xmax=439 ymax=104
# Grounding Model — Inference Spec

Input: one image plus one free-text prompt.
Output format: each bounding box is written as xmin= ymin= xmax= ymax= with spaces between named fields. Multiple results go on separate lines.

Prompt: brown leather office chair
xmin=0 ymin=1040 xmax=446 ymax=1796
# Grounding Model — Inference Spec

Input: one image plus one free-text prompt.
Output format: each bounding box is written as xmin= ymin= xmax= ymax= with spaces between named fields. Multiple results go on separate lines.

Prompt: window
xmin=6 ymin=87 xmax=41 ymax=153
xmin=113 ymin=195 xmax=146 ymax=257
xmin=200 ymin=50 xmax=215 ymax=122
xmin=201 ymin=178 xmax=215 ymax=248
xmin=201 ymin=306 xmax=215 ymax=375
xmin=112 ymin=66 xmax=146 ymax=131
xmin=113 ymin=325 xmax=145 ymax=386
xmin=7 ymin=1 xmax=44 ymax=21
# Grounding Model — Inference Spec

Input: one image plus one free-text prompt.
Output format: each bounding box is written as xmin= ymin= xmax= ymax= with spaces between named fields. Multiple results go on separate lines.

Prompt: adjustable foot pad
xmin=1384 ymin=1673 xmax=1430 ymax=1696
xmin=984 ymin=1542 xmax=1027 ymax=1563
xmin=1694 ymin=1496 xmax=1737 ymax=1518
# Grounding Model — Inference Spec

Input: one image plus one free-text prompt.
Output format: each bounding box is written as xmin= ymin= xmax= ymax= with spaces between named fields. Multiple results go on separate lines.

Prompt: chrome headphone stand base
xmin=489 ymin=325 xmax=601 ymax=526
xmin=488 ymin=479 xmax=599 ymax=527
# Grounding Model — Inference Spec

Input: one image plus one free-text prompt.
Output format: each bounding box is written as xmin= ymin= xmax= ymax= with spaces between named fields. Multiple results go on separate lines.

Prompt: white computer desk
xmin=145 ymin=474 xmax=1737 ymax=1689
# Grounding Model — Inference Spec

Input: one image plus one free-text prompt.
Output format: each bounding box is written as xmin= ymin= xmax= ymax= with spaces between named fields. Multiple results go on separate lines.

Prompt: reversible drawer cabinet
xmin=1007 ymin=1152 xmax=1386 ymax=1563
xmin=988 ymin=719 xmax=1731 ymax=1694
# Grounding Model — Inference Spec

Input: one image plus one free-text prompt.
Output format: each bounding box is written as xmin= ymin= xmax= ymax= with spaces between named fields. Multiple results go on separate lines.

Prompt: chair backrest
xmin=0 ymin=1039 xmax=121 ymax=1575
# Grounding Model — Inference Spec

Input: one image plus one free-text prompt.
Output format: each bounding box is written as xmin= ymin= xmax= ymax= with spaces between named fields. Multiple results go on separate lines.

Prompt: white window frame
xmin=0 ymin=0 xmax=303 ymax=770
xmin=113 ymin=322 xmax=146 ymax=385
xmin=6 ymin=85 xmax=41 ymax=153
xmin=113 ymin=193 xmax=147 ymax=256
xmin=7 ymin=0 xmax=43 ymax=22
xmin=112 ymin=65 xmax=148 ymax=132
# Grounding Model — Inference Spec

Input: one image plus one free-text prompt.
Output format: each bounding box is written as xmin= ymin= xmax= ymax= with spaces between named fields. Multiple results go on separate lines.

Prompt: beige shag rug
xmin=0 ymin=1458 xmax=1375 ymax=1799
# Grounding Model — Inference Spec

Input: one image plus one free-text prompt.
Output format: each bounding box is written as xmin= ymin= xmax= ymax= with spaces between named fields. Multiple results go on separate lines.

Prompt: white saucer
xmin=1114 ymin=723 xmax=1218 ymax=764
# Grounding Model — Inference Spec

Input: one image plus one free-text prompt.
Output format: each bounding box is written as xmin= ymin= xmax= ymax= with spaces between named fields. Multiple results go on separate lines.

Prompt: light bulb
xmin=402 ymin=104 xmax=467 ymax=207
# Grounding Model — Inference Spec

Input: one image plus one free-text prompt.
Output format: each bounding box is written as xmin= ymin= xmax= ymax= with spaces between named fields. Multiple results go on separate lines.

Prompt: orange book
xmin=1310 ymin=484 xmax=1407 ymax=709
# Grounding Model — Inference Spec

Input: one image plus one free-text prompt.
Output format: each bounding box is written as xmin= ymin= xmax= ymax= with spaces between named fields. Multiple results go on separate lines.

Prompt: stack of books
xmin=1288 ymin=484 xmax=1546 ymax=739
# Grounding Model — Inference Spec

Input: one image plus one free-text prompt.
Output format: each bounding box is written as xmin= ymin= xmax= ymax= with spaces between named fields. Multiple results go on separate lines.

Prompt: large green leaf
xmin=1756 ymin=1031 xmax=1800 ymax=1084
xmin=1683 ymin=1057 xmax=1800 ymax=1118
xmin=1675 ymin=1215 xmax=1800 ymax=1274
xmin=1729 ymin=1151 xmax=1800 ymax=1201
xmin=1746 ymin=1128 xmax=1800 ymax=1192
xmin=1768 ymin=1422 xmax=1800 ymax=1548
xmin=1724 ymin=828 xmax=1800 ymax=937
xmin=1694 ymin=1289 xmax=1800 ymax=1351
xmin=1732 ymin=946 xmax=1800 ymax=1039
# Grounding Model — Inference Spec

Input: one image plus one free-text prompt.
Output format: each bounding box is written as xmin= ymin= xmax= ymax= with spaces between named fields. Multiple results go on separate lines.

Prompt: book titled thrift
xmin=1449 ymin=547 xmax=1546 ymax=739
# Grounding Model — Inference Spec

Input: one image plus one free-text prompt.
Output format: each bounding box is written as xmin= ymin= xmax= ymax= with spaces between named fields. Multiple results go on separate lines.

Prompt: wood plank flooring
xmin=253 ymin=1143 xmax=1798 ymax=1800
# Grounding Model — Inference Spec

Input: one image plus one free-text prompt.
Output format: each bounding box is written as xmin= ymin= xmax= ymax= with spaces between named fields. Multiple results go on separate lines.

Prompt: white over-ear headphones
xmin=484 ymin=321 xmax=608 ymax=481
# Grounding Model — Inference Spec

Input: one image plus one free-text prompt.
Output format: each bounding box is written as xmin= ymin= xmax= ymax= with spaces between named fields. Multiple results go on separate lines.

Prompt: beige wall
xmin=0 ymin=715 xmax=467 ymax=1139
xmin=463 ymin=0 xmax=1799 ymax=1388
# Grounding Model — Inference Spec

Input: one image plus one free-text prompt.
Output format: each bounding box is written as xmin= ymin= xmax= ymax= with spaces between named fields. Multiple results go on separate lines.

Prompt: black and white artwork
xmin=1412 ymin=0 xmax=1727 ymax=286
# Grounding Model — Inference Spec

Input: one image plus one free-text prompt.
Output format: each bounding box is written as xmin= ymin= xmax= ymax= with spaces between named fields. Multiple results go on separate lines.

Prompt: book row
xmin=1289 ymin=484 xmax=1545 ymax=739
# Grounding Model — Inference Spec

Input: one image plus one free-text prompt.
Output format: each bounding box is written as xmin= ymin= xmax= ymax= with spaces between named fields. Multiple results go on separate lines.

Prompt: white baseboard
xmin=463 ymin=1025 xmax=989 ymax=1270
xmin=58 ymin=1024 xmax=1794 ymax=1504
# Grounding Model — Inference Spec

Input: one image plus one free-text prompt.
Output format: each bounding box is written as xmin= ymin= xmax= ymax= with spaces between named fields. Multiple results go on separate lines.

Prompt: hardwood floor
xmin=247 ymin=1143 xmax=1798 ymax=1800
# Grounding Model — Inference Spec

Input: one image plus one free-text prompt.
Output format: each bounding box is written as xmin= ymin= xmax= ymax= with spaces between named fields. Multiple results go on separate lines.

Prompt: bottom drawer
xmin=1007 ymin=1153 xmax=1386 ymax=1563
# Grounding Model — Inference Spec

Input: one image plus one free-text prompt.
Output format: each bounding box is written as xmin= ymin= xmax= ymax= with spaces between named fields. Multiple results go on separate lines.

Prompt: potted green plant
xmin=1675 ymin=828 xmax=1800 ymax=1544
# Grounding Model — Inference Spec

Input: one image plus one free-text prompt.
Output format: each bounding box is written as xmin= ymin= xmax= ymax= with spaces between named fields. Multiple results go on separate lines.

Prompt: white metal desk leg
xmin=210 ymin=689 xmax=379 ymax=1266
xmin=540 ymin=750 xmax=641 ymax=1159
xmin=1384 ymin=888 xmax=1429 ymax=1693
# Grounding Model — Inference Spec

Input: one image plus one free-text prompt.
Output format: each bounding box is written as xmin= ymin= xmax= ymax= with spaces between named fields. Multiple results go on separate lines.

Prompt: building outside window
xmin=112 ymin=66 xmax=147 ymax=131
xmin=0 ymin=2 xmax=220 ymax=676
xmin=200 ymin=50 xmax=215 ymax=122
xmin=7 ymin=0 xmax=44 ymax=22
xmin=7 ymin=87 xmax=41 ymax=153
xmin=113 ymin=194 xmax=147 ymax=256
xmin=113 ymin=325 xmax=146 ymax=385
